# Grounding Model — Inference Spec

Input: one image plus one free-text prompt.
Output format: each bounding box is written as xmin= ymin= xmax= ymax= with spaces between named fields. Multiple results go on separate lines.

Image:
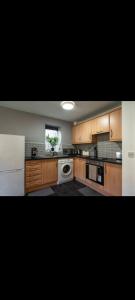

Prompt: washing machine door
xmin=61 ymin=163 xmax=72 ymax=177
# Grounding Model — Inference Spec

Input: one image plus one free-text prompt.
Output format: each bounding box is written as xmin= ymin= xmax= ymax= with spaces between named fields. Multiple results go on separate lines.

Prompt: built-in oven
xmin=86 ymin=160 xmax=104 ymax=186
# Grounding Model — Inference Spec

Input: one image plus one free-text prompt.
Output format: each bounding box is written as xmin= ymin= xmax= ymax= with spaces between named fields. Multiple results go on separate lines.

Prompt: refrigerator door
xmin=0 ymin=169 xmax=24 ymax=196
xmin=0 ymin=134 xmax=25 ymax=171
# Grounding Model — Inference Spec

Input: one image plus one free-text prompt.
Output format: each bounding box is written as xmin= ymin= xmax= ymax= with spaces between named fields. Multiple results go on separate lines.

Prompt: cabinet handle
xmin=111 ymin=130 xmax=113 ymax=138
xmin=105 ymin=165 xmax=107 ymax=175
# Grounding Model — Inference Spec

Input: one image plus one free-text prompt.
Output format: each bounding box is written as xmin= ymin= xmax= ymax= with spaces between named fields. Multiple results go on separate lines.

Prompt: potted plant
xmin=46 ymin=136 xmax=59 ymax=153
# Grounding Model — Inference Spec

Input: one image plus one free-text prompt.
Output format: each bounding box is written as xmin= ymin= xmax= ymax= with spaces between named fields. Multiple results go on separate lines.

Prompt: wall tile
xmin=75 ymin=133 xmax=122 ymax=159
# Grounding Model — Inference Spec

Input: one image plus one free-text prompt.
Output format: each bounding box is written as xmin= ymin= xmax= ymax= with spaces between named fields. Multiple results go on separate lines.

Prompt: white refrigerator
xmin=0 ymin=134 xmax=25 ymax=196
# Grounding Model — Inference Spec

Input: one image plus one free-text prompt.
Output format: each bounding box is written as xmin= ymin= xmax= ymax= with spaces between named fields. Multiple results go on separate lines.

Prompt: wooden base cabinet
xmin=42 ymin=159 xmax=58 ymax=185
xmin=104 ymin=163 xmax=122 ymax=196
xmin=74 ymin=159 xmax=122 ymax=197
xmin=74 ymin=158 xmax=86 ymax=181
xmin=25 ymin=161 xmax=42 ymax=192
xmin=25 ymin=159 xmax=58 ymax=193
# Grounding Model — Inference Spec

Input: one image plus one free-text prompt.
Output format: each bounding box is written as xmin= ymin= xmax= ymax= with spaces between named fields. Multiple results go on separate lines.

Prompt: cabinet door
xmin=96 ymin=114 xmax=110 ymax=134
xmin=82 ymin=120 xmax=92 ymax=143
xmin=72 ymin=124 xmax=82 ymax=144
xmin=91 ymin=118 xmax=97 ymax=135
xmin=72 ymin=122 xmax=92 ymax=144
xmin=74 ymin=158 xmax=79 ymax=177
xmin=110 ymin=109 xmax=122 ymax=141
xmin=79 ymin=159 xmax=86 ymax=180
xmin=104 ymin=163 xmax=122 ymax=196
xmin=72 ymin=126 xmax=77 ymax=144
xmin=25 ymin=161 xmax=42 ymax=191
xmin=42 ymin=160 xmax=58 ymax=184
xmin=74 ymin=158 xmax=86 ymax=180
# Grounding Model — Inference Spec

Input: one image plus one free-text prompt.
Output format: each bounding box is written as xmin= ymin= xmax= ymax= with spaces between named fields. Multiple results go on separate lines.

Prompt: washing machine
xmin=58 ymin=158 xmax=73 ymax=184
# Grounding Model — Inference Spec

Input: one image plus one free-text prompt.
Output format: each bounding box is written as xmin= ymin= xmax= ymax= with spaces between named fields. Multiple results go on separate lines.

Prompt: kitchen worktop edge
xmin=25 ymin=155 xmax=122 ymax=165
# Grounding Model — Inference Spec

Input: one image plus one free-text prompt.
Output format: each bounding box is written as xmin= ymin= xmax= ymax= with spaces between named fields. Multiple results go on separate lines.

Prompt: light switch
xmin=128 ymin=152 xmax=135 ymax=158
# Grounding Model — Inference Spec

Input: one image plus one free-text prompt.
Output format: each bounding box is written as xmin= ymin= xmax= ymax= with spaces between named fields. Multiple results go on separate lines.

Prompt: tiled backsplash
xmin=25 ymin=133 xmax=122 ymax=159
xmin=75 ymin=133 xmax=122 ymax=159
xmin=25 ymin=142 xmax=45 ymax=157
xmin=25 ymin=141 xmax=74 ymax=157
xmin=97 ymin=133 xmax=122 ymax=159
xmin=97 ymin=141 xmax=122 ymax=159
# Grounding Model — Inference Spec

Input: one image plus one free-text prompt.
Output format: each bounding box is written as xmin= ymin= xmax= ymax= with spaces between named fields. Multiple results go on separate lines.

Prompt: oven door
xmin=88 ymin=164 xmax=97 ymax=182
xmin=97 ymin=166 xmax=104 ymax=185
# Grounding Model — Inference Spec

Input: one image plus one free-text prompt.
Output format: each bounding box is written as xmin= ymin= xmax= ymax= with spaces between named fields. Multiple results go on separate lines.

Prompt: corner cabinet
xmin=72 ymin=120 xmax=94 ymax=144
xmin=110 ymin=108 xmax=122 ymax=141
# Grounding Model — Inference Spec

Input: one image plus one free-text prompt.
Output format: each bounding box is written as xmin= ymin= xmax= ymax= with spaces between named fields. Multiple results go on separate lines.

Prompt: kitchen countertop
xmin=25 ymin=155 xmax=73 ymax=160
xmin=76 ymin=156 xmax=122 ymax=165
xmin=25 ymin=155 xmax=122 ymax=165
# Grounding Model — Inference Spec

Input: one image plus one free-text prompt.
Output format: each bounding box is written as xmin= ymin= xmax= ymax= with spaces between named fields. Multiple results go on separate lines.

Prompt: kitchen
xmin=0 ymin=99 xmax=134 ymax=197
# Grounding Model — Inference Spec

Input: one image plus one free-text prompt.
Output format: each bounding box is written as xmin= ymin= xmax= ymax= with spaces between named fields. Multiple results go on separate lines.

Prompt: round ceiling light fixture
xmin=60 ymin=101 xmax=75 ymax=110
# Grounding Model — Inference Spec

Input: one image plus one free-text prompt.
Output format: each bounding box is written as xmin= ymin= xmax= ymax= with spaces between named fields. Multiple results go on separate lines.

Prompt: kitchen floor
xmin=27 ymin=180 xmax=102 ymax=197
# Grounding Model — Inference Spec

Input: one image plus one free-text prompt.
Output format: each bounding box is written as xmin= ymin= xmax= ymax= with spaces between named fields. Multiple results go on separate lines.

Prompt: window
xmin=45 ymin=125 xmax=62 ymax=153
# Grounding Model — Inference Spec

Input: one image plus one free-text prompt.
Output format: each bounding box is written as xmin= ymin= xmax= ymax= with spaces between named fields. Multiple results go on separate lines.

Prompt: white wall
xmin=122 ymin=101 xmax=135 ymax=196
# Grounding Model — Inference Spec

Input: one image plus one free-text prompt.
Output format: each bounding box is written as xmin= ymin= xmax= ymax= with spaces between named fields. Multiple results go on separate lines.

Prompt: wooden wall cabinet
xmin=72 ymin=108 xmax=121 ymax=144
xmin=72 ymin=113 xmax=110 ymax=144
xmin=96 ymin=114 xmax=110 ymax=134
xmin=72 ymin=126 xmax=77 ymax=144
xmin=104 ymin=163 xmax=122 ymax=196
xmin=91 ymin=118 xmax=97 ymax=135
xmin=72 ymin=124 xmax=81 ymax=144
xmin=110 ymin=108 xmax=122 ymax=141
xmin=81 ymin=120 xmax=92 ymax=143
xmin=76 ymin=123 xmax=83 ymax=144
xmin=72 ymin=120 xmax=92 ymax=144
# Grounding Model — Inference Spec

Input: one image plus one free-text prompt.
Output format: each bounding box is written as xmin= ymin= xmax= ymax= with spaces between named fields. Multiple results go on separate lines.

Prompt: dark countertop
xmin=25 ymin=155 xmax=122 ymax=165
xmin=76 ymin=155 xmax=122 ymax=164
xmin=25 ymin=155 xmax=73 ymax=161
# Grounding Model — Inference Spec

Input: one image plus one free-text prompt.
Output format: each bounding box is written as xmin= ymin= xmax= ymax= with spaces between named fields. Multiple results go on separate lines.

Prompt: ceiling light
xmin=61 ymin=101 xmax=75 ymax=110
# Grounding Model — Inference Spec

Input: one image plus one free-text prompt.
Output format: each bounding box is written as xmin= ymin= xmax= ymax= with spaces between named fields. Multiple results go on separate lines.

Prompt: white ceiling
xmin=0 ymin=100 xmax=121 ymax=122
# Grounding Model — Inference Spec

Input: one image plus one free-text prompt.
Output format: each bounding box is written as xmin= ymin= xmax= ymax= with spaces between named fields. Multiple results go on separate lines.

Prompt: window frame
xmin=45 ymin=124 xmax=62 ymax=153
